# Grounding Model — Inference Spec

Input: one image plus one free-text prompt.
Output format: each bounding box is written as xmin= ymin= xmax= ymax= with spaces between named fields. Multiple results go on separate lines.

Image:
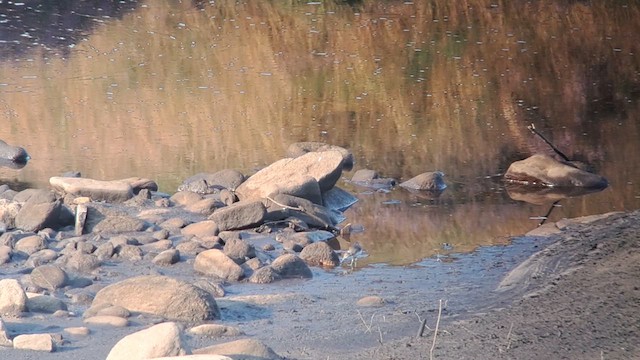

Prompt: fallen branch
xmin=527 ymin=123 xmax=570 ymax=162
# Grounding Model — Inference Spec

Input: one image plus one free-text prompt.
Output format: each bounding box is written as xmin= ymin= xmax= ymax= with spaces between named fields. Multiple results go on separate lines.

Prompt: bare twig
xmin=506 ymin=322 xmax=514 ymax=350
xmin=357 ymin=310 xmax=375 ymax=333
xmin=377 ymin=326 xmax=384 ymax=345
xmin=429 ymin=299 xmax=443 ymax=360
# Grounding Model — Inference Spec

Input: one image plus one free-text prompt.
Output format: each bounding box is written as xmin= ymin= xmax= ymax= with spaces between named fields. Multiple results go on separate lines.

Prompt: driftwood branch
xmin=527 ymin=123 xmax=571 ymax=162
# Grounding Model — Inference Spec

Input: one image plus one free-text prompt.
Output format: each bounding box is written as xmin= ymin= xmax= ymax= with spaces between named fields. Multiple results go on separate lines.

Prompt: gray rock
xmin=26 ymin=293 xmax=68 ymax=313
xmin=160 ymin=217 xmax=189 ymax=230
xmin=209 ymin=200 xmax=267 ymax=231
xmin=30 ymin=265 xmax=68 ymax=290
xmin=248 ymin=266 xmax=281 ymax=284
xmin=12 ymin=333 xmax=54 ymax=352
xmin=399 ymin=171 xmax=447 ymax=191
xmin=61 ymin=251 xmax=100 ymax=273
xmin=94 ymin=242 xmax=115 ymax=260
xmin=0 ymin=139 xmax=30 ymax=163
xmin=0 ymin=317 xmax=11 ymax=346
xmin=185 ymin=197 xmax=222 ymax=215
xmin=14 ymin=234 xmax=47 ymax=256
xmin=356 ymin=295 xmax=386 ymax=307
xmin=271 ymin=254 xmax=313 ymax=279
xmin=15 ymin=198 xmax=64 ymax=232
xmin=90 ymin=275 xmax=220 ymax=322
xmin=116 ymin=244 xmax=143 ymax=261
xmin=287 ymin=142 xmax=354 ymax=170
xmin=0 ymin=278 xmax=27 ymax=316
xmin=178 ymin=169 xmax=245 ymax=194
xmin=25 ymin=248 xmax=58 ymax=267
xmin=504 ymin=154 xmax=609 ymax=188
xmin=106 ymin=322 xmax=189 ymax=360
xmin=84 ymin=315 xmax=129 ymax=327
xmin=194 ymin=249 xmax=244 ymax=282
xmin=49 ymin=176 xmax=134 ymax=202
xmin=152 ymin=249 xmax=180 ymax=266
xmin=193 ymin=338 xmax=282 ymax=359
xmin=223 ymin=237 xmax=255 ymax=264
xmin=188 ymin=324 xmax=244 ymax=337
xmin=91 ymin=215 xmax=147 ymax=233
xmin=119 ymin=177 xmax=159 ymax=194
xmin=236 ymin=150 xmax=344 ymax=201
xmin=300 ymin=241 xmax=340 ymax=267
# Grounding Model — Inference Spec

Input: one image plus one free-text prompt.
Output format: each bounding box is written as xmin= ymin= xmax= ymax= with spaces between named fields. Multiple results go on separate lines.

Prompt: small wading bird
xmin=340 ymin=242 xmax=363 ymax=268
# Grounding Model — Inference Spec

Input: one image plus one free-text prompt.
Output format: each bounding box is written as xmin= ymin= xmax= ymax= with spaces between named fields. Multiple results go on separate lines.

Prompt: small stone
xmin=193 ymin=338 xmax=282 ymax=359
xmin=64 ymin=327 xmax=91 ymax=337
xmin=248 ymin=266 xmax=281 ymax=284
xmin=152 ymin=249 xmax=180 ymax=266
xmin=271 ymin=254 xmax=313 ymax=279
xmin=182 ymin=220 xmax=219 ymax=238
xmin=14 ymin=234 xmax=47 ymax=256
xmin=26 ymin=293 xmax=68 ymax=313
xmin=356 ymin=295 xmax=386 ymax=307
xmin=84 ymin=315 xmax=129 ymax=327
xmin=0 ymin=245 xmax=11 ymax=264
xmin=300 ymin=241 xmax=340 ymax=268
xmin=25 ymin=249 xmax=58 ymax=267
xmin=223 ymin=237 xmax=255 ymax=264
xmin=116 ymin=244 xmax=143 ymax=261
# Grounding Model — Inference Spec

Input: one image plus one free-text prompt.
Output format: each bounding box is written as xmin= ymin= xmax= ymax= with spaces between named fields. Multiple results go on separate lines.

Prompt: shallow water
xmin=1 ymin=0 xmax=639 ymax=265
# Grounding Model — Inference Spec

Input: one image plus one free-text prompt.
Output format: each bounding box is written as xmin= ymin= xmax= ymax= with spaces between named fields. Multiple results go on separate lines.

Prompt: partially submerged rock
xmin=50 ymin=176 xmax=139 ymax=202
xmin=287 ymin=141 xmax=354 ymax=170
xmin=504 ymin=154 xmax=608 ymax=188
xmin=178 ymin=169 xmax=245 ymax=194
xmin=0 ymin=139 xmax=30 ymax=164
xmin=399 ymin=171 xmax=447 ymax=191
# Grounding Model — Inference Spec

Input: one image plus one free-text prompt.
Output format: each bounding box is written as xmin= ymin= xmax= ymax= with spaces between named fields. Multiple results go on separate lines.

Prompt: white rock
xmin=12 ymin=333 xmax=54 ymax=352
xmin=0 ymin=278 xmax=27 ymax=316
xmin=106 ymin=322 xmax=189 ymax=360
xmin=83 ymin=315 xmax=129 ymax=327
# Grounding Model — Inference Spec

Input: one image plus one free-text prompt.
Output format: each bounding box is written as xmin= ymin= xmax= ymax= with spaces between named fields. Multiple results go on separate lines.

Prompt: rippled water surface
xmin=1 ymin=0 xmax=639 ymax=265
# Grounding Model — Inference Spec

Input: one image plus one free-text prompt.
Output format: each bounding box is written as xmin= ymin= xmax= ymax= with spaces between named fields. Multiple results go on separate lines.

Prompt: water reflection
xmin=1 ymin=0 xmax=639 ymax=265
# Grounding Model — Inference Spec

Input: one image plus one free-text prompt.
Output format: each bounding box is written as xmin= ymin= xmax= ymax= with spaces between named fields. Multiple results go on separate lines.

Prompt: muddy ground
xmin=2 ymin=210 xmax=639 ymax=359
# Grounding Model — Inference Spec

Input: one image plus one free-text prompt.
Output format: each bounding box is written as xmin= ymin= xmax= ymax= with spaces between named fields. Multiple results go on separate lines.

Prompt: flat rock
xmin=64 ymin=327 xmax=91 ymax=337
xmin=84 ymin=315 xmax=129 ymax=327
xmin=106 ymin=322 xmax=188 ymax=360
xmin=12 ymin=333 xmax=54 ymax=352
xmin=193 ymin=338 xmax=282 ymax=359
xmin=300 ymin=241 xmax=340 ymax=267
xmin=271 ymin=254 xmax=313 ymax=279
xmin=25 ymin=249 xmax=58 ymax=267
xmin=236 ymin=150 xmax=344 ymax=201
xmin=90 ymin=275 xmax=220 ymax=322
xmin=194 ymin=249 xmax=244 ymax=282
xmin=182 ymin=220 xmax=219 ymax=238
xmin=30 ymin=265 xmax=68 ymax=290
xmin=356 ymin=295 xmax=386 ymax=307
xmin=0 ymin=278 xmax=27 ymax=316
xmin=188 ymin=324 xmax=244 ymax=337
xmin=209 ymin=200 xmax=267 ymax=231
xmin=50 ymin=176 xmax=134 ymax=202
xmin=504 ymin=154 xmax=609 ymax=188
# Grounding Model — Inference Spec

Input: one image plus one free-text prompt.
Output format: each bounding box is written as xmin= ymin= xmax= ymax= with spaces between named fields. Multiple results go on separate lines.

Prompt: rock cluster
xmin=0 ymin=143 xmax=357 ymax=357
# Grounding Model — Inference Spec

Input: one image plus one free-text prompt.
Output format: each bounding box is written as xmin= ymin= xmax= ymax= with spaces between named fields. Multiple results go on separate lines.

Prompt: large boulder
xmin=90 ymin=275 xmax=220 ymax=322
xmin=49 ymin=176 xmax=134 ymax=202
xmin=106 ymin=322 xmax=189 ymax=360
xmin=504 ymin=154 xmax=608 ymax=188
xmin=235 ymin=150 xmax=344 ymax=202
xmin=0 ymin=139 xmax=30 ymax=164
